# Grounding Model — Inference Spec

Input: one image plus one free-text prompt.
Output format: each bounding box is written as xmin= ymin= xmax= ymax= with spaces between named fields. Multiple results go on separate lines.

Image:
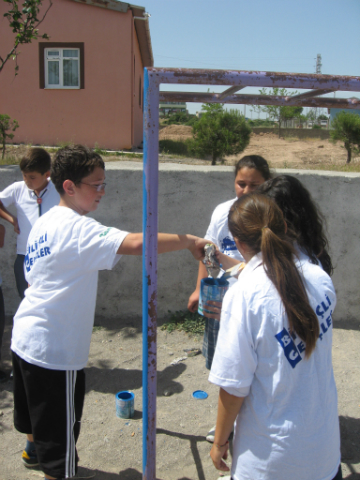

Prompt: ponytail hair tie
xmin=262 ymin=226 xmax=269 ymax=231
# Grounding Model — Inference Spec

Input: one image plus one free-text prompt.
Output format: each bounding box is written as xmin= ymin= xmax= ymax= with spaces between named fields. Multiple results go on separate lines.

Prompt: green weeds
xmin=161 ymin=310 xmax=205 ymax=335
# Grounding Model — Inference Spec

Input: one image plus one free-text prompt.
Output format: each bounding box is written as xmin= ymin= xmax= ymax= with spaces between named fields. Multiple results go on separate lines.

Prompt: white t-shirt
xmin=205 ymin=198 xmax=243 ymax=261
xmin=0 ymin=180 xmax=60 ymax=255
xmin=209 ymin=253 xmax=340 ymax=480
xmin=205 ymin=198 xmax=244 ymax=283
xmin=11 ymin=206 xmax=129 ymax=371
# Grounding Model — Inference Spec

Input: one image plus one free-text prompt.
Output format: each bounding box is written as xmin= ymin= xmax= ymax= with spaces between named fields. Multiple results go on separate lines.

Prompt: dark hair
xmin=257 ymin=175 xmax=333 ymax=276
xmin=234 ymin=155 xmax=271 ymax=181
xmin=51 ymin=145 xmax=105 ymax=195
xmin=228 ymin=193 xmax=319 ymax=358
xmin=20 ymin=148 xmax=51 ymax=174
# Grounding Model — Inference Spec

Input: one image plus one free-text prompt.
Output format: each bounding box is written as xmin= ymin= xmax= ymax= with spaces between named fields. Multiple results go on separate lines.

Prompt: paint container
xmin=115 ymin=391 xmax=135 ymax=419
xmin=198 ymin=277 xmax=229 ymax=316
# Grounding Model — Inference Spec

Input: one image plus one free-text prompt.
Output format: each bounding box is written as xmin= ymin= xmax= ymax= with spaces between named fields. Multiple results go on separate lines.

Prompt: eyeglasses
xmin=79 ymin=182 xmax=106 ymax=192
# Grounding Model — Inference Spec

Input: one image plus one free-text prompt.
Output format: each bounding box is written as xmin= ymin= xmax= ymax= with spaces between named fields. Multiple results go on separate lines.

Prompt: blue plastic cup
xmin=198 ymin=277 xmax=229 ymax=316
xmin=115 ymin=391 xmax=135 ymax=419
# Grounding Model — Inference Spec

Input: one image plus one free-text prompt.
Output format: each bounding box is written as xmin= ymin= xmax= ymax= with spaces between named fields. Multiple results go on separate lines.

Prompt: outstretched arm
xmin=0 ymin=201 xmax=19 ymax=234
xmin=117 ymin=233 xmax=209 ymax=260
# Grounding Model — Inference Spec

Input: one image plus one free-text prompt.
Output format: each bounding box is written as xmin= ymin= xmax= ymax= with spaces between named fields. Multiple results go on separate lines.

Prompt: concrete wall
xmin=0 ymin=163 xmax=359 ymax=322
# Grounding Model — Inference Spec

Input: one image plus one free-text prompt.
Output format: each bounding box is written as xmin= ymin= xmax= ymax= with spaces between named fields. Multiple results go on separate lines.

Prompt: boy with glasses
xmin=11 ymin=144 xmax=209 ymax=480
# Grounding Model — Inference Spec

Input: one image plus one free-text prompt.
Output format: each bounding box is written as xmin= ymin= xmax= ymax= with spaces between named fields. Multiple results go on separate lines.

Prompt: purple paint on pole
xmin=142 ymin=68 xmax=160 ymax=480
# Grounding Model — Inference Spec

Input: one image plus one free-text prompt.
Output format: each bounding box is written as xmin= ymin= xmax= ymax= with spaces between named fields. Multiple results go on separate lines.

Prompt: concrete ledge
xmin=1 ymin=163 xmax=359 ymax=322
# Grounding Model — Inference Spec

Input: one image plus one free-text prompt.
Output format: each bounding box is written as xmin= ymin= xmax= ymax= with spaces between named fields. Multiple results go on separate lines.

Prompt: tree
xmin=192 ymin=103 xmax=251 ymax=165
xmin=0 ymin=114 xmax=19 ymax=158
xmin=254 ymin=88 xmax=303 ymax=137
xmin=330 ymin=111 xmax=360 ymax=164
xmin=1 ymin=0 xmax=52 ymax=74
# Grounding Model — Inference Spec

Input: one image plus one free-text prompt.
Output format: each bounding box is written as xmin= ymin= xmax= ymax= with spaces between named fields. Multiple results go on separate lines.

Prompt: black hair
xmin=234 ymin=155 xmax=271 ymax=181
xmin=20 ymin=148 xmax=51 ymax=174
xmin=51 ymin=145 xmax=105 ymax=195
xmin=257 ymin=175 xmax=333 ymax=276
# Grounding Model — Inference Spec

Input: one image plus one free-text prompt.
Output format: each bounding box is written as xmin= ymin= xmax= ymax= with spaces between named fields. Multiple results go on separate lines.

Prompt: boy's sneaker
xmin=22 ymin=449 xmax=39 ymax=468
xmin=206 ymin=425 xmax=216 ymax=443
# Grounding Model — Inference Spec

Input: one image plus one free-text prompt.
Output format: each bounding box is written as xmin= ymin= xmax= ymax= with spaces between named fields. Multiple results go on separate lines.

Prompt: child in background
xmin=12 ymin=145 xmax=209 ymax=480
xmin=0 ymin=148 xmax=60 ymax=299
xmin=188 ymin=155 xmax=271 ymax=362
xmin=0 ymin=224 xmax=6 ymax=382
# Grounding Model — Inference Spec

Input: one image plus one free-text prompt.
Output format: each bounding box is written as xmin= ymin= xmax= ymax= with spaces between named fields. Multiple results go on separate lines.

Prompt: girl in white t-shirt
xmin=209 ymin=193 xmax=341 ymax=480
xmin=187 ymin=155 xmax=271 ymax=373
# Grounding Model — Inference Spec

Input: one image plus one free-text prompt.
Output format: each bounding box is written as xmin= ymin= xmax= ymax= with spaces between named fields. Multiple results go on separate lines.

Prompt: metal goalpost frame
xmin=142 ymin=67 xmax=360 ymax=480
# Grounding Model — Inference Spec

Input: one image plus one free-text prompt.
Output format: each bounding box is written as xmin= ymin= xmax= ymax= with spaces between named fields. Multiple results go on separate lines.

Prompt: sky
xmin=143 ymin=0 xmax=360 ymax=116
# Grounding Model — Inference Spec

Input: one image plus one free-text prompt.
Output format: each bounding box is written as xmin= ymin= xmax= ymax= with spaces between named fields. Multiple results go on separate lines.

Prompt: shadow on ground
xmin=85 ymin=362 xmax=186 ymax=396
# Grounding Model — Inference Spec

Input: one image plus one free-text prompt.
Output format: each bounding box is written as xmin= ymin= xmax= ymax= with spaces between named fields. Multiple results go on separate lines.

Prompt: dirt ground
xmin=158 ymin=125 xmax=360 ymax=169
xmin=0 ymin=314 xmax=360 ymax=480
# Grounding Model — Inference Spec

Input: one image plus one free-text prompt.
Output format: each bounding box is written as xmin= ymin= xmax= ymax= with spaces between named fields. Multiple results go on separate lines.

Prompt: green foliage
xmin=161 ymin=310 xmax=205 ymax=335
xmin=330 ymin=111 xmax=360 ymax=164
xmin=1 ymin=0 xmax=53 ymax=74
xmin=192 ymin=104 xmax=251 ymax=165
xmin=0 ymin=114 xmax=19 ymax=159
xmin=159 ymin=139 xmax=190 ymax=156
xmin=248 ymin=118 xmax=275 ymax=127
xmin=255 ymin=88 xmax=303 ymax=137
xmin=317 ymin=114 xmax=328 ymax=121
xmin=312 ymin=124 xmax=321 ymax=129
xmin=163 ymin=111 xmax=198 ymax=127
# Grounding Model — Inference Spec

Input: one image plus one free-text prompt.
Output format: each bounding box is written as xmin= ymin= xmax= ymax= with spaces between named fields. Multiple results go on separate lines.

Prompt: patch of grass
xmin=0 ymin=155 xmax=20 ymax=166
xmin=92 ymin=325 xmax=104 ymax=332
xmin=304 ymin=162 xmax=360 ymax=172
xmin=283 ymin=136 xmax=298 ymax=142
xmin=161 ymin=310 xmax=205 ymax=335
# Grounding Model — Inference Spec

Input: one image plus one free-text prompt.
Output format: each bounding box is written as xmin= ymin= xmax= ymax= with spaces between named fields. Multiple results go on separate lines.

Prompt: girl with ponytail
xmin=209 ymin=193 xmax=341 ymax=480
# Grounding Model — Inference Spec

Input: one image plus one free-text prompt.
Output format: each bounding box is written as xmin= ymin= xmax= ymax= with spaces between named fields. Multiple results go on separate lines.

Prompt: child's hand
xmin=216 ymin=249 xmax=242 ymax=271
xmin=187 ymin=290 xmax=199 ymax=312
xmin=210 ymin=442 xmax=230 ymax=472
xmin=0 ymin=224 xmax=5 ymax=248
xmin=188 ymin=237 xmax=213 ymax=261
xmin=204 ymin=300 xmax=222 ymax=321
xmin=13 ymin=217 xmax=20 ymax=234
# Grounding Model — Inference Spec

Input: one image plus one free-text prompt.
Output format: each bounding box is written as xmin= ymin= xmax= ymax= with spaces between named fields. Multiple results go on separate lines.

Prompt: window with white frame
xmin=45 ymin=48 xmax=80 ymax=88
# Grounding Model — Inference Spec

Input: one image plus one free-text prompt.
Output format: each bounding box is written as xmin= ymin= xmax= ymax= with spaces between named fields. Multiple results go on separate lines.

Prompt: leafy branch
xmin=1 ymin=0 xmax=53 ymax=74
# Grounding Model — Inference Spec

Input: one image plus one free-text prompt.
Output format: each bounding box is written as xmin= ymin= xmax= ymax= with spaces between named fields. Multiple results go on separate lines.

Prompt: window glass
xmin=63 ymin=49 xmax=78 ymax=58
xmin=48 ymin=61 xmax=59 ymax=85
xmin=63 ymin=59 xmax=79 ymax=86
xmin=47 ymin=50 xmax=60 ymax=57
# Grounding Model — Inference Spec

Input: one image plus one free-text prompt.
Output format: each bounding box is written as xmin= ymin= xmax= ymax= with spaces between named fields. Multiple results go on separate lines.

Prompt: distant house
xmin=159 ymin=102 xmax=188 ymax=117
xmin=0 ymin=0 xmax=153 ymax=150
xmin=328 ymin=99 xmax=360 ymax=127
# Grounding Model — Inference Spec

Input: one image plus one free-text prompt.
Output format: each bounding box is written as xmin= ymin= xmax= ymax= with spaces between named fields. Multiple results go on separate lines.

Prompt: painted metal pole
xmin=142 ymin=67 xmax=160 ymax=480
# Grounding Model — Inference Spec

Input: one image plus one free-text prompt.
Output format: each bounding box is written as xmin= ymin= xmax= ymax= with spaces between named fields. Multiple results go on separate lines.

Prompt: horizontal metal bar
xmin=159 ymin=91 xmax=360 ymax=109
xmin=149 ymin=68 xmax=360 ymax=92
xmin=287 ymin=89 xmax=337 ymax=101
xmin=218 ymin=86 xmax=245 ymax=100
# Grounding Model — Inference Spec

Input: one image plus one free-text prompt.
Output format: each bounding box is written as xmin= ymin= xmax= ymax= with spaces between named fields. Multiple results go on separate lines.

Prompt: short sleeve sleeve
xmin=205 ymin=205 xmax=221 ymax=244
xmin=77 ymin=218 xmax=129 ymax=271
xmin=208 ymin=286 xmax=257 ymax=393
xmin=0 ymin=183 xmax=16 ymax=207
